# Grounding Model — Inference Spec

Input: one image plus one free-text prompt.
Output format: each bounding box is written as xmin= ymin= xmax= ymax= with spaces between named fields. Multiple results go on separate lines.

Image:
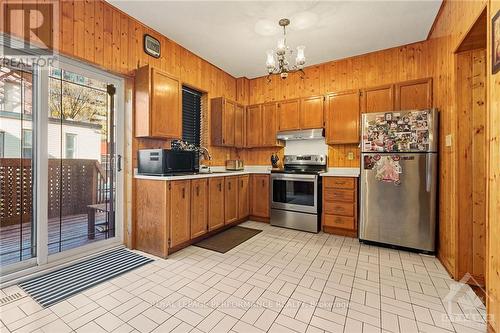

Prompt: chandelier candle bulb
xmin=296 ymin=46 xmax=306 ymax=66
xmin=266 ymin=50 xmax=276 ymax=70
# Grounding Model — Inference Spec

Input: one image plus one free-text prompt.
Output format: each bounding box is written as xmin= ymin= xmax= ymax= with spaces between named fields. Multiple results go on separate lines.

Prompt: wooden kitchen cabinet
xmin=325 ymin=90 xmax=360 ymax=144
xmin=262 ymin=102 xmax=279 ymax=146
xmin=395 ymin=78 xmax=433 ymax=110
xmin=300 ymin=95 xmax=324 ymax=129
xmin=246 ymin=104 xmax=262 ymax=147
xmin=208 ymin=177 xmax=225 ymax=231
xmin=238 ymin=175 xmax=250 ymax=219
xmin=190 ymin=178 xmax=208 ymax=239
xmin=250 ymin=174 xmax=270 ymax=219
xmin=234 ymin=104 xmax=246 ymax=148
xmin=322 ymin=177 xmax=358 ymax=237
xmin=211 ymin=97 xmax=241 ymax=147
xmin=135 ymin=65 xmax=182 ymax=139
xmin=135 ymin=179 xmax=170 ymax=258
xmin=224 ymin=176 xmax=239 ymax=224
xmin=278 ymin=99 xmax=300 ymax=131
xmin=361 ymin=84 xmax=394 ymax=113
xmin=170 ymin=180 xmax=191 ymax=247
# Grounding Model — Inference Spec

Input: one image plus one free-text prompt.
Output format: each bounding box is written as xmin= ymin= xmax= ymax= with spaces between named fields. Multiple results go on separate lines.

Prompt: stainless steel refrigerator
xmin=359 ymin=109 xmax=438 ymax=253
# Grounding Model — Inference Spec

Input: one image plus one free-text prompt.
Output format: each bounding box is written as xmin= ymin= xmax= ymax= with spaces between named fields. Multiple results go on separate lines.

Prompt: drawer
xmin=324 ymin=188 xmax=355 ymax=203
xmin=323 ymin=214 xmax=355 ymax=230
xmin=324 ymin=177 xmax=355 ymax=189
xmin=324 ymin=201 xmax=355 ymax=217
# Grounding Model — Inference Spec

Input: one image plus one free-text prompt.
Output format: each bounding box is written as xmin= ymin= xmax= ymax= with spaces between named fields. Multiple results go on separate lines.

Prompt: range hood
xmin=276 ymin=129 xmax=325 ymax=141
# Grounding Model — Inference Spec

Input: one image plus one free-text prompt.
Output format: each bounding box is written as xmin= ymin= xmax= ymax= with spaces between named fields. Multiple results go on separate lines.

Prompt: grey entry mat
xmin=194 ymin=226 xmax=262 ymax=253
xmin=18 ymin=248 xmax=153 ymax=307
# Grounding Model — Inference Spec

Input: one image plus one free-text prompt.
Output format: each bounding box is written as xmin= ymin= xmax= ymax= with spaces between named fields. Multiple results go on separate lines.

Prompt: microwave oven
xmin=137 ymin=149 xmax=199 ymax=175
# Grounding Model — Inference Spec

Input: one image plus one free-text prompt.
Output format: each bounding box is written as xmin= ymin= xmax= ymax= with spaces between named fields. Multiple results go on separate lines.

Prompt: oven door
xmin=271 ymin=174 xmax=318 ymax=214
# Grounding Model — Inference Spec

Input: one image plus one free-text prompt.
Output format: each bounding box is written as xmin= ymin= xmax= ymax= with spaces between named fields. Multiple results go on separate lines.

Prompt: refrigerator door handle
xmin=426 ymin=154 xmax=432 ymax=192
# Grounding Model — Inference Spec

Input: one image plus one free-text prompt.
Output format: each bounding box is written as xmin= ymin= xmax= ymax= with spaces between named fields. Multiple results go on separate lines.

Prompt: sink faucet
xmin=198 ymin=146 xmax=212 ymax=162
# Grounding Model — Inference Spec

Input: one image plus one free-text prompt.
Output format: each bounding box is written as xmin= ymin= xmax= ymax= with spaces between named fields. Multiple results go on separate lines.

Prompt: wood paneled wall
xmin=487 ymin=1 xmax=500 ymax=331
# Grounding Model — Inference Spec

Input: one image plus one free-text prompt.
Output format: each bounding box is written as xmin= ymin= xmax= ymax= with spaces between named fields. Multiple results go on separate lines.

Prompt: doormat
xmin=18 ymin=248 xmax=153 ymax=307
xmin=194 ymin=226 xmax=262 ymax=253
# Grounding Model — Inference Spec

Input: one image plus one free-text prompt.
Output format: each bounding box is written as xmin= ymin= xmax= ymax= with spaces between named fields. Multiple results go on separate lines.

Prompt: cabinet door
xmin=300 ymin=96 xmax=324 ymax=129
xmin=191 ymin=179 xmax=208 ymax=239
xmin=246 ymin=104 xmax=262 ymax=147
xmin=262 ymin=102 xmax=278 ymax=146
xmin=238 ymin=175 xmax=249 ymax=219
xmin=251 ymin=175 xmax=270 ymax=218
xmin=278 ymin=99 xmax=300 ymax=131
xmin=151 ymin=68 xmax=182 ymax=138
xmin=208 ymin=177 xmax=225 ymax=231
xmin=395 ymin=78 xmax=433 ymax=110
xmin=224 ymin=176 xmax=238 ymax=224
xmin=325 ymin=90 xmax=360 ymax=144
xmin=170 ymin=180 xmax=191 ymax=247
xmin=234 ymin=104 xmax=245 ymax=148
xmin=361 ymin=84 xmax=394 ymax=113
xmin=223 ymin=100 xmax=235 ymax=146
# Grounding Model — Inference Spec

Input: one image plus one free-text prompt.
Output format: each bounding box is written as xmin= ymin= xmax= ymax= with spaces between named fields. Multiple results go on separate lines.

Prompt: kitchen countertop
xmin=321 ymin=167 xmax=360 ymax=177
xmin=134 ymin=165 xmax=271 ymax=181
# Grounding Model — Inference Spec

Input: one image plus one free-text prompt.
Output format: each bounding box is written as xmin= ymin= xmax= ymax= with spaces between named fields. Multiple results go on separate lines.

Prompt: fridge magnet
xmin=374 ymin=155 xmax=402 ymax=185
xmin=385 ymin=113 xmax=393 ymax=121
xmin=493 ymin=9 xmax=500 ymax=74
xmin=364 ymin=155 xmax=375 ymax=170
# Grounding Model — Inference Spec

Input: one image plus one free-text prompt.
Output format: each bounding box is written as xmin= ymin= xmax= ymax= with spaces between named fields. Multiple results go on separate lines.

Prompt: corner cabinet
xmin=135 ymin=65 xmax=182 ymax=139
xmin=211 ymin=97 xmax=245 ymax=148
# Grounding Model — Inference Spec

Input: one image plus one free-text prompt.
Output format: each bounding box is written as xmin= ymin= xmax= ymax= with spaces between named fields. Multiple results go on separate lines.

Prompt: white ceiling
xmin=108 ymin=1 xmax=442 ymax=78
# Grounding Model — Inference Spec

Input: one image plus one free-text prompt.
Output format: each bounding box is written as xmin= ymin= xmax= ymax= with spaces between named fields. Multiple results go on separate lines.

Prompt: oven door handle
xmin=271 ymin=174 xmax=317 ymax=181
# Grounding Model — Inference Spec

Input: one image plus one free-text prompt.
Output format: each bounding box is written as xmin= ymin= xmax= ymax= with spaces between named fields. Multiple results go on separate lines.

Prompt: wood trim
xmin=426 ymin=0 xmax=447 ymax=40
xmin=249 ymin=216 xmax=270 ymax=223
xmin=323 ymin=225 xmax=357 ymax=238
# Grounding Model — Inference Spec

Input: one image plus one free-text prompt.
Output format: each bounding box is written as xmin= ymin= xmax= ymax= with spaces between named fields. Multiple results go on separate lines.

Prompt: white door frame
xmin=0 ymin=36 xmax=125 ymax=284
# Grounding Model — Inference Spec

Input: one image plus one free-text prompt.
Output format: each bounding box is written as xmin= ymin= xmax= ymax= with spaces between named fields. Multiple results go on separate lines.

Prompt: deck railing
xmin=0 ymin=158 xmax=108 ymax=227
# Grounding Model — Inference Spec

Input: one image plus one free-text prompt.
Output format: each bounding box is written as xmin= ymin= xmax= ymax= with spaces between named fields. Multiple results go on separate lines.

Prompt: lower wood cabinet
xmin=225 ymin=176 xmax=238 ymax=224
xmin=191 ymin=178 xmax=208 ymax=238
xmin=209 ymin=177 xmax=225 ymax=231
xmin=322 ymin=176 xmax=358 ymax=237
xmin=135 ymin=179 xmax=170 ymax=258
xmin=170 ymin=180 xmax=191 ymax=247
xmin=238 ymin=175 xmax=250 ymax=219
xmin=250 ymin=174 xmax=270 ymax=219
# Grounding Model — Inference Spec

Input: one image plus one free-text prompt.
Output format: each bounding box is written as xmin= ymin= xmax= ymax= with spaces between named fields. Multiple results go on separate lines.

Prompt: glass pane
xmin=272 ymin=179 xmax=315 ymax=206
xmin=48 ymin=68 xmax=114 ymax=254
xmin=0 ymin=65 xmax=35 ymax=266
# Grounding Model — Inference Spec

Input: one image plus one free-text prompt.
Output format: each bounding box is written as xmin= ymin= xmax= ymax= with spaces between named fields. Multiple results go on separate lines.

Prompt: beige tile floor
xmin=0 ymin=221 xmax=488 ymax=333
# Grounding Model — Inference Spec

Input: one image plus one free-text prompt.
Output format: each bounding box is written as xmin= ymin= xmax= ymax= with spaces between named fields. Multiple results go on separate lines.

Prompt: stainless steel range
xmin=270 ymin=155 xmax=327 ymax=233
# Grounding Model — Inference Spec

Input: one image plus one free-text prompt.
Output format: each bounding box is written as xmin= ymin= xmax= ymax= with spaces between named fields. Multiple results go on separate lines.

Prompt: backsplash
xmin=284 ymin=139 xmax=328 ymax=156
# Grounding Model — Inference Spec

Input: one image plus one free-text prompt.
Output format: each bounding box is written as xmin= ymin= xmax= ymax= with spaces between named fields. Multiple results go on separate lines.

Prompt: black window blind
xmin=182 ymin=86 xmax=202 ymax=147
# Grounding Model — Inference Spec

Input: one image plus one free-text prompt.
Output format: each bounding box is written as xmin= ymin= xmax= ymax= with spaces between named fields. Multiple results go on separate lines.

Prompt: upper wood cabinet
xmin=238 ymin=175 xmax=250 ymax=219
xmin=211 ymin=97 xmax=243 ymax=147
xmin=190 ymin=179 xmax=208 ymax=239
xmin=361 ymin=84 xmax=394 ymax=113
xmin=170 ymin=180 xmax=191 ymax=248
xmin=250 ymin=175 xmax=270 ymax=218
xmin=326 ymin=90 xmax=360 ymax=144
xmin=224 ymin=176 xmax=238 ymax=224
xmin=246 ymin=104 xmax=262 ymax=147
xmin=262 ymin=102 xmax=279 ymax=147
xmin=135 ymin=65 xmax=182 ymax=139
xmin=208 ymin=177 xmax=225 ymax=231
xmin=300 ymin=96 xmax=324 ymax=129
xmin=395 ymin=78 xmax=433 ymax=110
xmin=278 ymin=99 xmax=300 ymax=131
xmin=234 ymin=104 xmax=246 ymax=148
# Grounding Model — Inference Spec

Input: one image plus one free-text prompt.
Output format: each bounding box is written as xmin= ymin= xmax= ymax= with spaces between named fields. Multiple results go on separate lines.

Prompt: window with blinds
xmin=182 ymin=86 xmax=202 ymax=147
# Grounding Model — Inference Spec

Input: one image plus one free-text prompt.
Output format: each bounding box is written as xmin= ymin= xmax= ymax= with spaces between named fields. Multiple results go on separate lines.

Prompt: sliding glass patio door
xmin=0 ymin=51 xmax=123 ymax=275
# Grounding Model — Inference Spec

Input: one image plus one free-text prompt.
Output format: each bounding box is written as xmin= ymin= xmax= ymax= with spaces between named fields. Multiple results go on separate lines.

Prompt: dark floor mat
xmin=18 ymin=248 xmax=153 ymax=307
xmin=194 ymin=226 xmax=262 ymax=253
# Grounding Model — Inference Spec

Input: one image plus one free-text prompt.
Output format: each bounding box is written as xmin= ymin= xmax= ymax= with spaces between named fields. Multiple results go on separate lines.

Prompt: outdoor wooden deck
xmin=0 ymin=212 xmax=108 ymax=266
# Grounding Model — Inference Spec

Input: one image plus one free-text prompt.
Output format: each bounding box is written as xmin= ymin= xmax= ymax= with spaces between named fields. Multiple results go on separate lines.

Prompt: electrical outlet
xmin=347 ymin=152 xmax=355 ymax=160
xmin=445 ymin=134 xmax=452 ymax=147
